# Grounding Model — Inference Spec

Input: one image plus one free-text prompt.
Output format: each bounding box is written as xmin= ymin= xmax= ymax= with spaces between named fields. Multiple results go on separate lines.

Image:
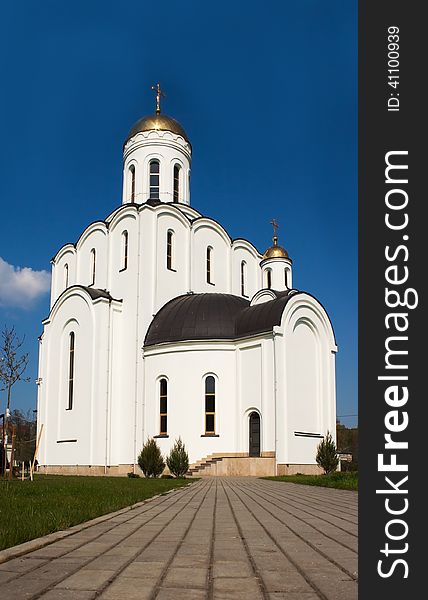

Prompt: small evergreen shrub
xmin=316 ymin=431 xmax=339 ymax=474
xmin=166 ymin=437 xmax=189 ymax=478
xmin=127 ymin=472 xmax=140 ymax=478
xmin=137 ymin=438 xmax=165 ymax=478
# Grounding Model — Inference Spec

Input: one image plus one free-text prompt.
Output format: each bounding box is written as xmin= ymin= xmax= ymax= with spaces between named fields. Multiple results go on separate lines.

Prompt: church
xmin=36 ymin=85 xmax=337 ymax=477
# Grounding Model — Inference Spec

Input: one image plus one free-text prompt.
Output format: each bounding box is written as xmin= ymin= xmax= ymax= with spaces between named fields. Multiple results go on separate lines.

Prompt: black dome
xmin=143 ymin=291 xmax=306 ymax=347
xmin=145 ymin=293 xmax=249 ymax=347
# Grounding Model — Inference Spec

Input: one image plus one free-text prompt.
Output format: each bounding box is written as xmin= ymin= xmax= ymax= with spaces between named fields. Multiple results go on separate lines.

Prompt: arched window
xmin=205 ymin=376 xmax=216 ymax=434
xmin=266 ymin=269 xmax=272 ymax=289
xmin=90 ymin=249 xmax=96 ymax=286
xmin=173 ymin=164 xmax=180 ymax=202
xmin=67 ymin=332 xmax=75 ymax=410
xmin=206 ymin=247 xmax=213 ymax=284
xmin=121 ymin=231 xmax=128 ymax=271
xmin=129 ymin=165 xmax=135 ymax=202
xmin=166 ymin=231 xmax=173 ymax=270
xmin=240 ymin=261 xmax=246 ymax=296
xmin=149 ymin=160 xmax=160 ymax=200
xmin=284 ymin=268 xmax=288 ymax=288
xmin=64 ymin=263 xmax=69 ymax=289
xmin=159 ymin=378 xmax=167 ymax=434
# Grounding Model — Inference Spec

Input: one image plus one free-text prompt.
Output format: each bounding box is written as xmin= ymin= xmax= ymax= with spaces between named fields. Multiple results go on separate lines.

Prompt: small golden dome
xmin=263 ymin=220 xmax=291 ymax=261
xmin=126 ymin=114 xmax=189 ymax=144
xmin=263 ymin=244 xmax=290 ymax=260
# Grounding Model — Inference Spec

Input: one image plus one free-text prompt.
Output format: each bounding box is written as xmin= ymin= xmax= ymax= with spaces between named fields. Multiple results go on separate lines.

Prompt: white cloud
xmin=0 ymin=257 xmax=51 ymax=309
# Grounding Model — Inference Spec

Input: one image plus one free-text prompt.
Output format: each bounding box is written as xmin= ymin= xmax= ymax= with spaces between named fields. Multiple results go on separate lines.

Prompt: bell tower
xmin=260 ymin=219 xmax=293 ymax=291
xmin=122 ymin=83 xmax=192 ymax=206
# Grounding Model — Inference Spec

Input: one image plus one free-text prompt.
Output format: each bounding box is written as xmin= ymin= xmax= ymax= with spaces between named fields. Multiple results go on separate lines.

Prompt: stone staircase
xmin=186 ymin=452 xmax=276 ymax=477
xmin=186 ymin=454 xmax=225 ymax=476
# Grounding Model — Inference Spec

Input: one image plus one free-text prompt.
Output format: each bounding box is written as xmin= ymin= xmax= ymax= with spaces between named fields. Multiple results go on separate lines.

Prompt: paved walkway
xmin=0 ymin=478 xmax=358 ymax=599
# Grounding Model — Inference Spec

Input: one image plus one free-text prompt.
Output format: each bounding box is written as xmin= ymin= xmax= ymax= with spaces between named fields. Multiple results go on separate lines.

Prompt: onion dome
xmin=125 ymin=82 xmax=189 ymax=145
xmin=263 ymin=220 xmax=291 ymax=260
xmin=126 ymin=114 xmax=189 ymax=145
xmin=263 ymin=241 xmax=290 ymax=260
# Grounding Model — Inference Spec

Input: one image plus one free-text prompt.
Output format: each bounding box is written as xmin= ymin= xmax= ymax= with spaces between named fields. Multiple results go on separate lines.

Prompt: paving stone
xmin=0 ymin=576 xmax=55 ymax=598
xmin=104 ymin=545 xmax=139 ymax=557
xmin=157 ymin=587 xmax=206 ymax=599
xmin=213 ymin=576 xmax=262 ymax=594
xmin=0 ymin=556 xmax=47 ymax=573
xmin=98 ymin=576 xmax=156 ymax=599
xmin=268 ymin=593 xmax=321 ymax=599
xmin=173 ymin=554 xmax=210 ymax=567
xmin=56 ymin=568 xmax=116 ymax=590
xmin=31 ymin=561 xmax=79 ymax=581
xmin=24 ymin=545 xmax=74 ymax=559
xmin=87 ymin=554 xmax=131 ymax=570
xmin=260 ymin=568 xmax=315 ymax=593
xmin=68 ymin=541 xmax=116 ymax=556
xmin=162 ymin=566 xmax=207 ymax=589
xmin=39 ymin=590 xmax=98 ymax=599
xmin=51 ymin=555 xmax=91 ymax=566
xmin=120 ymin=560 xmax=164 ymax=579
xmin=0 ymin=570 xmax=16 ymax=583
xmin=212 ymin=560 xmax=252 ymax=578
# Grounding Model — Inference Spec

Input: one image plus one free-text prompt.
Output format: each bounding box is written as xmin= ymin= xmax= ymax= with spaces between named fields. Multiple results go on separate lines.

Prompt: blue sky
xmin=0 ymin=1 xmax=357 ymax=426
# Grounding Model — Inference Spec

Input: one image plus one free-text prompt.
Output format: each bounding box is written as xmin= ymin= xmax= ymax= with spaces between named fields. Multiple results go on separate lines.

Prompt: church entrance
xmin=249 ymin=412 xmax=261 ymax=457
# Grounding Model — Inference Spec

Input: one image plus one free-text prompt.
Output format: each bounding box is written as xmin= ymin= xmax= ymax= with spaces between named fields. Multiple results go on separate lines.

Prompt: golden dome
xmin=126 ymin=114 xmax=189 ymax=144
xmin=263 ymin=244 xmax=290 ymax=260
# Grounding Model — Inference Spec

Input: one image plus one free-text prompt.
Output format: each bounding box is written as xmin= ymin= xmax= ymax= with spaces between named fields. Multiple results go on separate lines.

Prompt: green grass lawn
xmin=263 ymin=471 xmax=358 ymax=491
xmin=0 ymin=475 xmax=194 ymax=552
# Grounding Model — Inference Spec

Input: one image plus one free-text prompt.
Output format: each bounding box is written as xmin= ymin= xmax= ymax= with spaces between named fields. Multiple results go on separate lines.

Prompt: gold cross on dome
xmin=151 ymin=82 xmax=166 ymax=115
xmin=270 ymin=218 xmax=279 ymax=244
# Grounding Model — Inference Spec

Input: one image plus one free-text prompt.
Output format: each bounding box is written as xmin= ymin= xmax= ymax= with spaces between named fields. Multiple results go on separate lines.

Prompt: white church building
xmin=36 ymin=86 xmax=337 ymax=477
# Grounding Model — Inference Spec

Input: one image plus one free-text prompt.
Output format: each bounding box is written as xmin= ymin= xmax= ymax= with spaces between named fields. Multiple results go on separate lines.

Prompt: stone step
xmin=186 ymin=455 xmax=225 ymax=476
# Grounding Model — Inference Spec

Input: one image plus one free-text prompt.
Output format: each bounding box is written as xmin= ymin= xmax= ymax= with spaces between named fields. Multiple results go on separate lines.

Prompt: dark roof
xmin=145 ymin=294 xmax=248 ymax=346
xmin=80 ymin=286 xmax=114 ymax=301
xmin=43 ymin=286 xmax=120 ymax=323
xmin=144 ymin=291 xmax=297 ymax=347
xmin=236 ymin=292 xmax=292 ymax=337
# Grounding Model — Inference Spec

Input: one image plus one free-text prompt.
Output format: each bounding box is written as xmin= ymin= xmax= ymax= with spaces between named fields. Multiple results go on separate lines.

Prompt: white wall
xmin=122 ymin=130 xmax=192 ymax=205
xmin=38 ymin=290 xmax=111 ymax=467
xmin=143 ymin=343 xmax=237 ymax=464
xmin=277 ymin=294 xmax=337 ymax=465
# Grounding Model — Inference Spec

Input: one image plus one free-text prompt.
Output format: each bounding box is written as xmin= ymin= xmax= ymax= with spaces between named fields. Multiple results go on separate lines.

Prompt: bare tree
xmin=0 ymin=325 xmax=30 ymax=413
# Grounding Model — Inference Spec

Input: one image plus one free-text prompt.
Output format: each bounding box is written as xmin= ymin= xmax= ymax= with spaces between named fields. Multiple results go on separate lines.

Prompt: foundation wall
xmin=38 ymin=464 xmax=142 ymax=477
xmin=39 ymin=459 xmax=320 ymax=477
xmin=276 ymin=463 xmax=323 ymax=476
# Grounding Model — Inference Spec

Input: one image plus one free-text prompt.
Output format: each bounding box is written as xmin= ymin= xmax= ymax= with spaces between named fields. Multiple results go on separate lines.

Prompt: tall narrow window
xmin=266 ymin=269 xmax=272 ymax=289
xmin=67 ymin=332 xmax=75 ymax=410
xmin=121 ymin=231 xmax=128 ymax=271
xmin=159 ymin=378 xmax=167 ymax=434
xmin=129 ymin=165 xmax=135 ymax=202
xmin=205 ymin=376 xmax=216 ymax=434
xmin=64 ymin=263 xmax=69 ymax=289
xmin=284 ymin=268 xmax=288 ymax=288
xmin=240 ymin=261 xmax=246 ymax=296
xmin=173 ymin=164 xmax=180 ymax=202
xmin=206 ymin=247 xmax=212 ymax=284
xmin=90 ymin=249 xmax=96 ymax=286
xmin=167 ymin=231 xmax=173 ymax=270
xmin=149 ymin=160 xmax=160 ymax=200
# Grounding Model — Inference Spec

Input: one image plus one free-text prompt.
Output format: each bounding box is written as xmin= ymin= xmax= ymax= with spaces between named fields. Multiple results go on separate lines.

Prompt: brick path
xmin=0 ymin=478 xmax=358 ymax=599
